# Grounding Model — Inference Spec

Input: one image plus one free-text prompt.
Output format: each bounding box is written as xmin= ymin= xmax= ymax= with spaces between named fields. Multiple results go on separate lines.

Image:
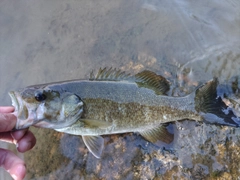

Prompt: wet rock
xmin=23 ymin=121 xmax=240 ymax=179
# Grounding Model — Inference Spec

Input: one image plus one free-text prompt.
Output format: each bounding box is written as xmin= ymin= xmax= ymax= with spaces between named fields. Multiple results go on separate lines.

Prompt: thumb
xmin=0 ymin=148 xmax=26 ymax=180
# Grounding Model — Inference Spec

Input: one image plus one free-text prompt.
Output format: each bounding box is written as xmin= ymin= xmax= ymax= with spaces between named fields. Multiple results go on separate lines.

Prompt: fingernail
xmin=11 ymin=164 xmax=26 ymax=180
xmin=11 ymin=174 xmax=17 ymax=180
xmin=17 ymin=140 xmax=33 ymax=152
xmin=10 ymin=132 xmax=17 ymax=144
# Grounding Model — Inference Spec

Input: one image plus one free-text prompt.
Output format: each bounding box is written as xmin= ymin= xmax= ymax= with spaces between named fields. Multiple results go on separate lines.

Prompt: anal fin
xmin=82 ymin=135 xmax=104 ymax=158
xmin=139 ymin=125 xmax=174 ymax=144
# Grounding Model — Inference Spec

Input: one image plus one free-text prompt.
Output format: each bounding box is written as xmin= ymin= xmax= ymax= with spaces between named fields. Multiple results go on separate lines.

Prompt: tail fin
xmin=195 ymin=78 xmax=240 ymax=127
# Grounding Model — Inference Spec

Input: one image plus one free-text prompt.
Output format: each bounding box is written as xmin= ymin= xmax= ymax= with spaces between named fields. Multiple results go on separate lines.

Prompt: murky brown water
xmin=0 ymin=0 xmax=240 ymax=179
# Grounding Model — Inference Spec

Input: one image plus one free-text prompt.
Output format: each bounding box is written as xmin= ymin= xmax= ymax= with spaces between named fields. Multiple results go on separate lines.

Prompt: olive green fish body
xmin=9 ymin=68 xmax=240 ymax=158
xmin=49 ymin=80 xmax=200 ymax=135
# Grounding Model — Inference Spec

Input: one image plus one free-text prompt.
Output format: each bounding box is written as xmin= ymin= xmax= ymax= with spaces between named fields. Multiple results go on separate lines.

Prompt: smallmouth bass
xmin=9 ymin=68 xmax=240 ymax=158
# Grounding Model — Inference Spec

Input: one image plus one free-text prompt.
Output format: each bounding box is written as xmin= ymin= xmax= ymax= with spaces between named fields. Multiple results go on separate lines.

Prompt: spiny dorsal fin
xmin=90 ymin=68 xmax=170 ymax=95
xmin=139 ymin=125 xmax=174 ymax=144
xmin=89 ymin=67 xmax=131 ymax=81
xmin=135 ymin=70 xmax=170 ymax=95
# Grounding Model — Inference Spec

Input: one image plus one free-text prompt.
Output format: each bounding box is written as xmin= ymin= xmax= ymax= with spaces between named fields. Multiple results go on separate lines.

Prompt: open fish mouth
xmin=8 ymin=91 xmax=34 ymax=130
xmin=8 ymin=91 xmax=20 ymax=116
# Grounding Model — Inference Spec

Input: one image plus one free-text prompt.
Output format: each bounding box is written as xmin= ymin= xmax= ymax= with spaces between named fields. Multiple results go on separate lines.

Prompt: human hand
xmin=0 ymin=106 xmax=36 ymax=180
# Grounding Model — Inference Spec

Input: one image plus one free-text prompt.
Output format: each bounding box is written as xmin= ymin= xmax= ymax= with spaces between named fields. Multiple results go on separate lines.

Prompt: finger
xmin=0 ymin=129 xmax=29 ymax=144
xmin=0 ymin=113 xmax=17 ymax=132
xmin=0 ymin=106 xmax=15 ymax=113
xmin=0 ymin=129 xmax=31 ymax=144
xmin=11 ymin=129 xmax=36 ymax=152
xmin=15 ymin=131 xmax=36 ymax=152
xmin=10 ymin=129 xmax=29 ymax=142
xmin=0 ymin=129 xmax=36 ymax=152
xmin=0 ymin=132 xmax=14 ymax=144
xmin=0 ymin=148 xmax=26 ymax=180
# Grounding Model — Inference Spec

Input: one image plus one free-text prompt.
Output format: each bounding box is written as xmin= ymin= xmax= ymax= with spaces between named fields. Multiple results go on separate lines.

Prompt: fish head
xmin=9 ymin=87 xmax=84 ymax=130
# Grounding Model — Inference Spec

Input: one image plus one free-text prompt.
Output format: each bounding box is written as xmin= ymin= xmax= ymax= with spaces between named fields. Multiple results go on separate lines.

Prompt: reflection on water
xmin=178 ymin=44 xmax=240 ymax=90
xmin=0 ymin=0 xmax=240 ymax=179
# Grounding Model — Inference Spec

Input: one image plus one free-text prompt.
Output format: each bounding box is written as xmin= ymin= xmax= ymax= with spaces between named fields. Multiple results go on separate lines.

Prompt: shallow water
xmin=0 ymin=0 xmax=240 ymax=179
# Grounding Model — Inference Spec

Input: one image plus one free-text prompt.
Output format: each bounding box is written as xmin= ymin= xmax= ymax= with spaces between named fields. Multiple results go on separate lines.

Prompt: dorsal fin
xmin=135 ymin=70 xmax=170 ymax=95
xmin=89 ymin=67 xmax=131 ymax=81
xmin=90 ymin=67 xmax=170 ymax=95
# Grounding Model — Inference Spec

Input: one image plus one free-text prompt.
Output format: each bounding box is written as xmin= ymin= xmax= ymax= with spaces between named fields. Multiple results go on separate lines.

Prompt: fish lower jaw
xmin=15 ymin=113 xmax=37 ymax=130
xmin=8 ymin=91 xmax=20 ymax=112
xmin=12 ymin=111 xmax=19 ymax=118
xmin=8 ymin=91 xmax=29 ymax=121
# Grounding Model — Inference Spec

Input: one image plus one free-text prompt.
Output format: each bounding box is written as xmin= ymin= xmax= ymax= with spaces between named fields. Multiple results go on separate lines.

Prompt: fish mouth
xmin=8 ymin=91 xmax=20 ymax=115
xmin=8 ymin=91 xmax=32 ymax=130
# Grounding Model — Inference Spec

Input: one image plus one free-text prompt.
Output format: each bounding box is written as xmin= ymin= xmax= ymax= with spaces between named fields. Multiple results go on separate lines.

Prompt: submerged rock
xmin=24 ymin=120 xmax=240 ymax=179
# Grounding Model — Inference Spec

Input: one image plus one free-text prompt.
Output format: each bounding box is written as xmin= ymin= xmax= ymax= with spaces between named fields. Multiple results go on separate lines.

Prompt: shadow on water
xmin=0 ymin=0 xmax=240 ymax=179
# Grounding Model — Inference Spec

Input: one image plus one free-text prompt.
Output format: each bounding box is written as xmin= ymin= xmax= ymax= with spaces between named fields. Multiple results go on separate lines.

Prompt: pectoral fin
xmin=82 ymin=119 xmax=112 ymax=129
xmin=82 ymin=135 xmax=104 ymax=158
xmin=139 ymin=125 xmax=173 ymax=144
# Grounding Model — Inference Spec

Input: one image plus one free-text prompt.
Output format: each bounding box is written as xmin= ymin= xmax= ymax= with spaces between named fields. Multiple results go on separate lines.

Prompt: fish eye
xmin=35 ymin=92 xmax=47 ymax=102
